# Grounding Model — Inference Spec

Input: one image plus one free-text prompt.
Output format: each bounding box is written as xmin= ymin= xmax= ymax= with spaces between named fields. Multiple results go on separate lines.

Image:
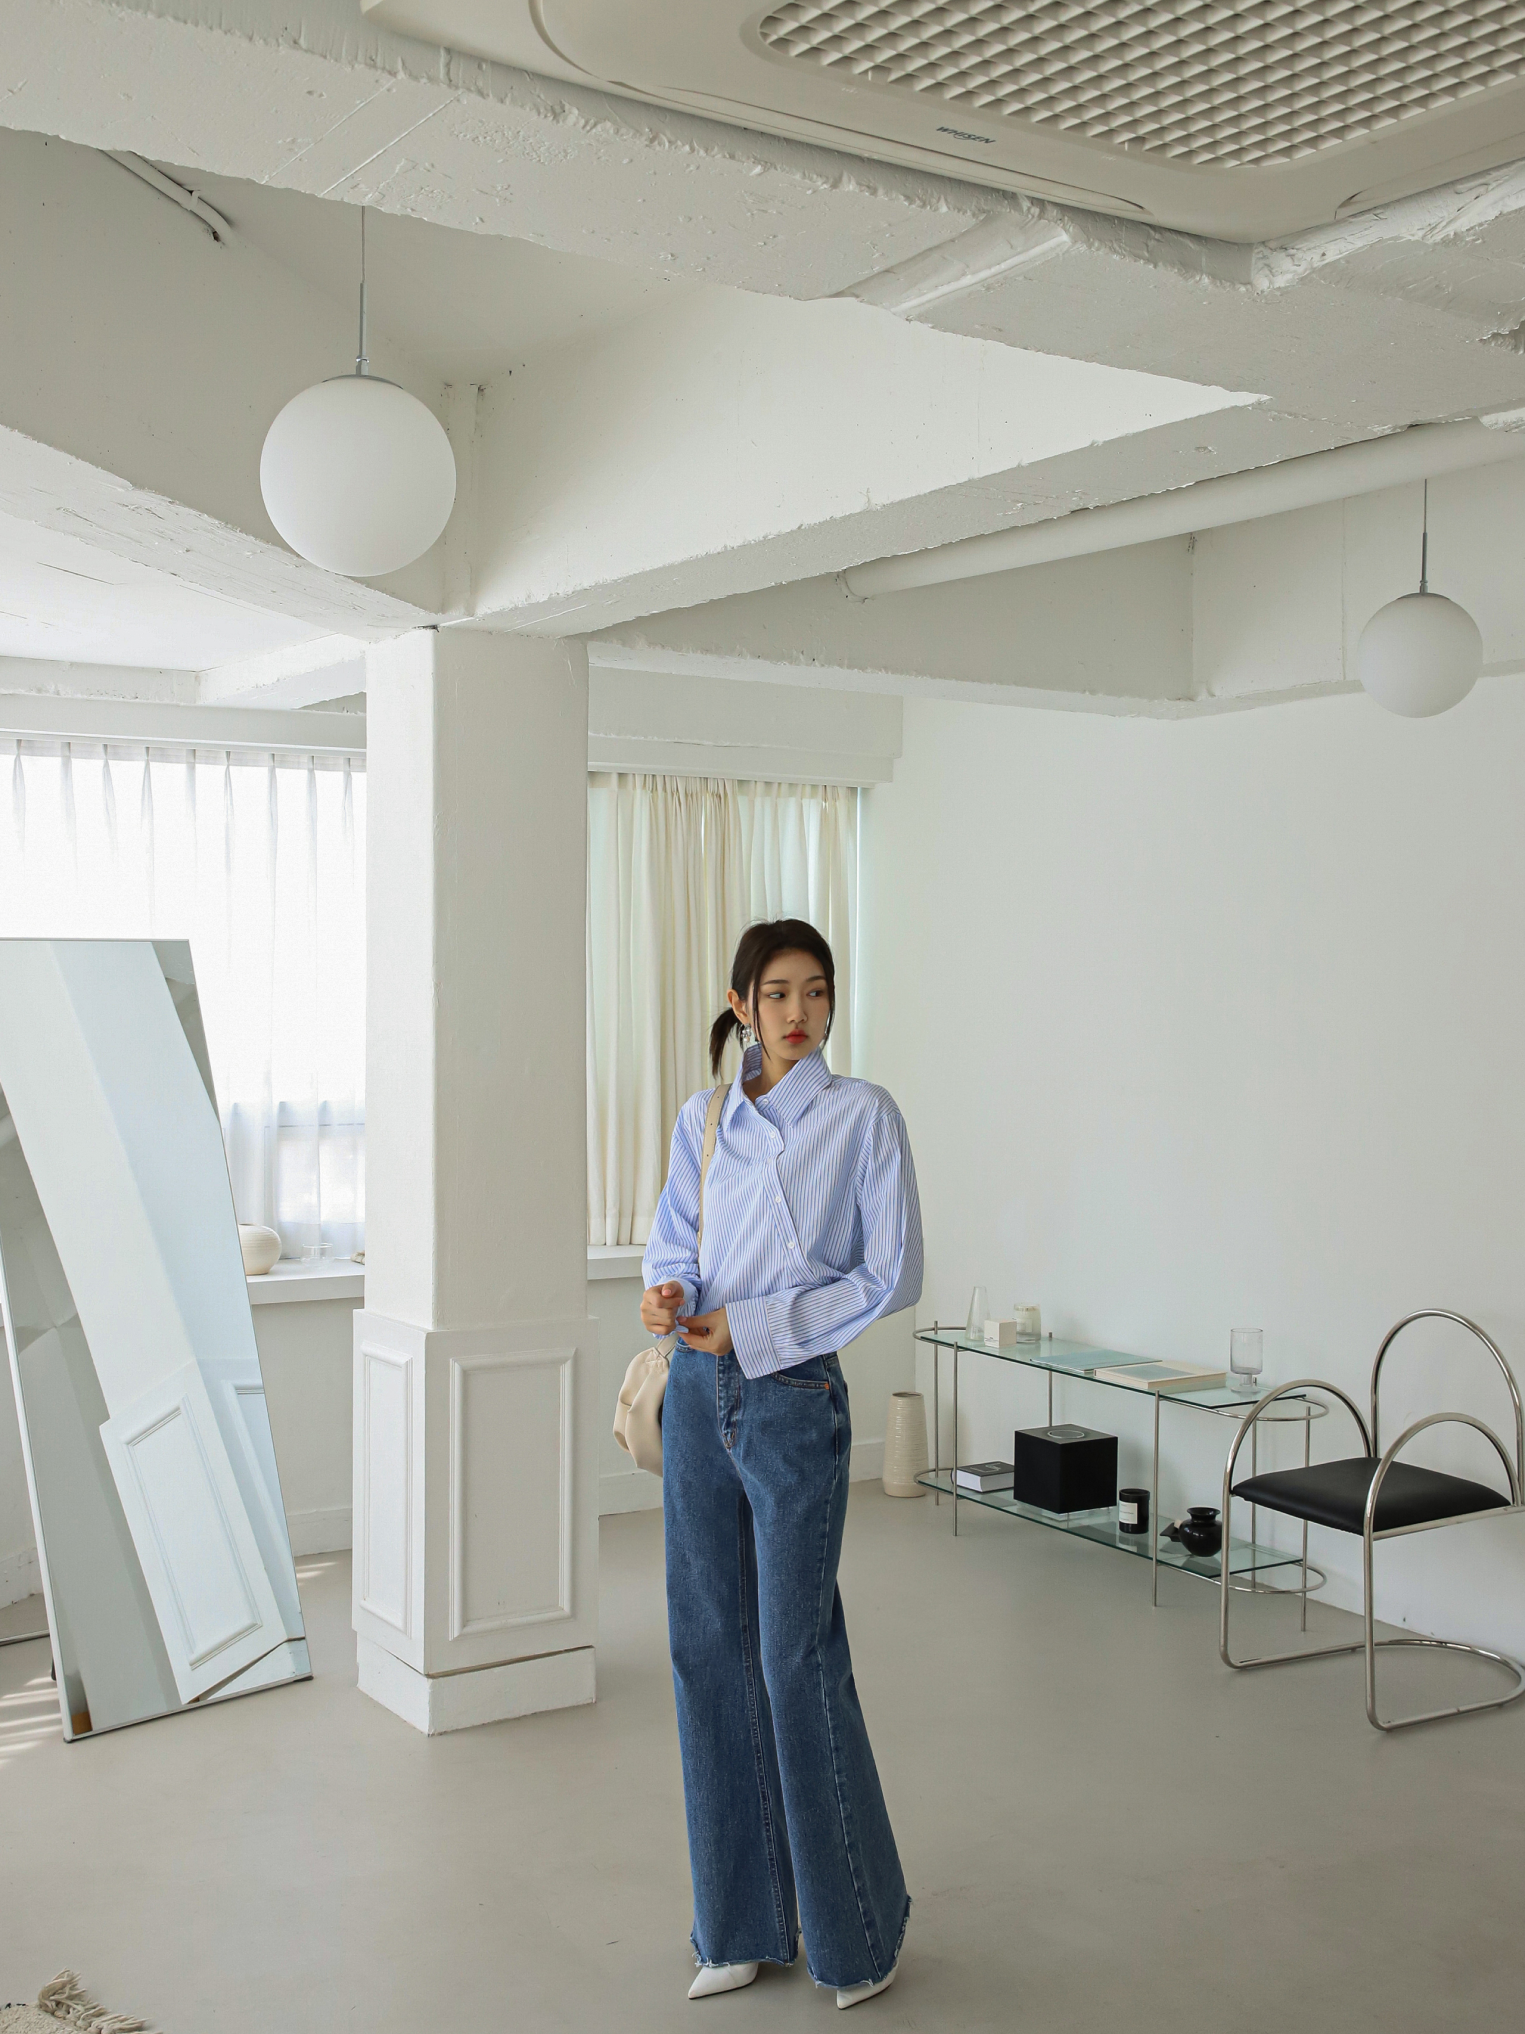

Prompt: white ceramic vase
xmin=238 ymin=1223 xmax=282 ymax=1275
xmin=882 ymin=1390 xmax=930 ymax=1498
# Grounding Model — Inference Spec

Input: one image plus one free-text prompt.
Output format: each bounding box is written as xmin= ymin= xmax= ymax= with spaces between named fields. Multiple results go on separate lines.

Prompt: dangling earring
xmin=740 ymin=1023 xmax=755 ymax=1049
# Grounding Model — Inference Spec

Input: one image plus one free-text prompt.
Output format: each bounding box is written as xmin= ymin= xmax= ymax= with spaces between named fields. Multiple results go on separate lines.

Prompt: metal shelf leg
xmin=952 ymin=1344 xmax=960 ymax=1536
xmin=932 ymin=1336 xmax=940 ymax=1507
xmin=1151 ymin=1389 xmax=1161 ymax=1607
xmin=1301 ymin=1402 xmax=1311 ymax=1632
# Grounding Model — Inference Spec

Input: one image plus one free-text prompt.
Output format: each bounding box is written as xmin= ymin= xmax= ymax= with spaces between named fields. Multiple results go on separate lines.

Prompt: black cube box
xmin=1012 ymin=1424 xmax=1117 ymax=1514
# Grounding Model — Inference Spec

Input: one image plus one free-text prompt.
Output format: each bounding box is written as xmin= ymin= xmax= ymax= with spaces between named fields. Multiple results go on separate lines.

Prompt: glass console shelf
xmin=914 ymin=1472 xmax=1297 ymax=1581
xmin=913 ymin=1327 xmax=1327 ymax=1607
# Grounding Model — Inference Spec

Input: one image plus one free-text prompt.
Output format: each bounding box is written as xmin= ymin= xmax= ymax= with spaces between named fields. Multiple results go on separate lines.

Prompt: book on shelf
xmin=1091 ymin=1360 xmax=1227 ymax=1394
xmin=954 ymin=1460 xmax=1015 ymax=1492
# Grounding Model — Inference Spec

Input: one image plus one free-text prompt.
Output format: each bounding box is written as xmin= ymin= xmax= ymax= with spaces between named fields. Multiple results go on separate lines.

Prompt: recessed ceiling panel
xmin=362 ymin=0 xmax=1525 ymax=240
xmin=756 ymin=2 xmax=1525 ymax=172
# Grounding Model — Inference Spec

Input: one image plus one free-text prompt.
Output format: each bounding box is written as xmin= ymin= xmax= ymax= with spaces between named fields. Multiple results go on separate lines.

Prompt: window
xmin=2 ymin=743 xmax=856 ymax=1261
xmin=0 ymin=739 xmax=366 ymax=1259
xmin=586 ymin=772 xmax=857 ymax=1247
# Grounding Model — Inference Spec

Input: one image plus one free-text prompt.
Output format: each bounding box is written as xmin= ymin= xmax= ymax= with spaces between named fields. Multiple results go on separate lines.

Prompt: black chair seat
xmin=1233 ymin=1456 xmax=1509 ymax=1536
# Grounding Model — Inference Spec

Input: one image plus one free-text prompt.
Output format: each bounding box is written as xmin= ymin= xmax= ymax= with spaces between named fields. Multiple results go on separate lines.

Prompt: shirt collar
xmin=735 ymin=1043 xmax=832 ymax=1128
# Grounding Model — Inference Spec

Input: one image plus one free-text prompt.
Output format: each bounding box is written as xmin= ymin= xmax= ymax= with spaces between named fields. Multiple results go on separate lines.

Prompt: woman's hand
xmin=641 ymin=1282 xmax=687 ymax=1335
xmin=681 ymin=1308 xmax=733 ymax=1358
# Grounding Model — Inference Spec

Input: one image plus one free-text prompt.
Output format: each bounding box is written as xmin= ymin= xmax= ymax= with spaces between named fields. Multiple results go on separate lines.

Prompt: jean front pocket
xmin=772 ymin=1356 xmax=832 ymax=1391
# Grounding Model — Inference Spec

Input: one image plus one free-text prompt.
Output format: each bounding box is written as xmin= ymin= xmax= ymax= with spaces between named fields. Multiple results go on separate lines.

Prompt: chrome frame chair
xmin=1220 ymin=1311 xmax=1525 ymax=1732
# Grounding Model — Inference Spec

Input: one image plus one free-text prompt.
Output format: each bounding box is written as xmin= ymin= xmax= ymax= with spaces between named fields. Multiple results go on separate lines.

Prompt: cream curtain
xmin=586 ymin=772 xmax=858 ymax=1247
xmin=0 ymin=739 xmax=366 ymax=1260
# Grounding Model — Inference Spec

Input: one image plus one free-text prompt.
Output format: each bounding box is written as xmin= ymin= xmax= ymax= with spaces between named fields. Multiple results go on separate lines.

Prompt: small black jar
xmin=1118 ymin=1486 xmax=1150 ymax=1536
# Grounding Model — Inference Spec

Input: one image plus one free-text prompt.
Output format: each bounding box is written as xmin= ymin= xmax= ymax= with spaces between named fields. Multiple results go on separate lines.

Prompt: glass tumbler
xmin=1229 ymin=1328 xmax=1264 ymax=1397
xmin=966 ymin=1286 xmax=990 ymax=1337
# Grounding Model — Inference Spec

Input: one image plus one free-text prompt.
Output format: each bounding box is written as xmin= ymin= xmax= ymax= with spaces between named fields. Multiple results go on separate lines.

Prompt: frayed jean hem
xmin=691 ymin=1931 xmax=800 ymax=1972
xmin=804 ymin=1893 xmax=911 ymax=1992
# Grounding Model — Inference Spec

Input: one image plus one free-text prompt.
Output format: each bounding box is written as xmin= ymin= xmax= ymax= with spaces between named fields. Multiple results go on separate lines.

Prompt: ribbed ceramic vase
xmin=882 ymin=1390 xmax=930 ymax=1498
xmin=238 ymin=1223 xmax=281 ymax=1275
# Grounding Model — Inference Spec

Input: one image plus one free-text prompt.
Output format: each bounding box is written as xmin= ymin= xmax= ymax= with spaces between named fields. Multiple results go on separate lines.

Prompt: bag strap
xmin=696 ymin=1082 xmax=726 ymax=1254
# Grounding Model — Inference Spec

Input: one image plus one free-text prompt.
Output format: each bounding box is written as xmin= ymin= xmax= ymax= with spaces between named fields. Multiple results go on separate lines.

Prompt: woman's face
xmin=730 ymin=948 xmax=831 ymax=1070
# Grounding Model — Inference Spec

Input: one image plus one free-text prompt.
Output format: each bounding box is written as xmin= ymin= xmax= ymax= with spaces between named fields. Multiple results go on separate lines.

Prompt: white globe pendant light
xmin=1356 ymin=481 xmax=1481 ymax=719
xmin=260 ymin=208 xmax=456 ymax=579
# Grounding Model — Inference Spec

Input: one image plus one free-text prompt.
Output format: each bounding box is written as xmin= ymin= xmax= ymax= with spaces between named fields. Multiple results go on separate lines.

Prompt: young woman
xmin=641 ymin=919 xmax=923 ymax=2010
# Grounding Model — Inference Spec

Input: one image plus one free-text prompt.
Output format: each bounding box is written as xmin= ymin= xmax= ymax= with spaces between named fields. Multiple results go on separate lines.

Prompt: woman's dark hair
xmin=709 ymin=919 xmax=836 ymax=1075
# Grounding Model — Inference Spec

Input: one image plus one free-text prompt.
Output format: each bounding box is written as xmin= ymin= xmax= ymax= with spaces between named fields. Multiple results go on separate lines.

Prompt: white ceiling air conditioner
xmin=359 ymin=0 xmax=1525 ymax=243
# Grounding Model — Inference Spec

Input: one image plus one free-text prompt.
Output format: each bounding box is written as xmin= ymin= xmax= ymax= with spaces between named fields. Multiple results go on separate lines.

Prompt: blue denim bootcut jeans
xmin=662 ymin=1342 xmax=910 ymax=1990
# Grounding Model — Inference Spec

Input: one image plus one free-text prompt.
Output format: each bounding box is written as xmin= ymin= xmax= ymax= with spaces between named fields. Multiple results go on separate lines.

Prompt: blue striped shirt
xmin=642 ymin=1044 xmax=923 ymax=1380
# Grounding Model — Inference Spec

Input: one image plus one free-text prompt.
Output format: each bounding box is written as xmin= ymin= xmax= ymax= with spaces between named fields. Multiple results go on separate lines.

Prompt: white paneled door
xmin=99 ymin=1361 xmax=286 ymax=1703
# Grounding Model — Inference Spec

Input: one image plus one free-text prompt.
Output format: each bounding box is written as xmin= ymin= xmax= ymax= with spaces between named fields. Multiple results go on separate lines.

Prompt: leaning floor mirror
xmin=0 ymin=938 xmax=308 ymax=1739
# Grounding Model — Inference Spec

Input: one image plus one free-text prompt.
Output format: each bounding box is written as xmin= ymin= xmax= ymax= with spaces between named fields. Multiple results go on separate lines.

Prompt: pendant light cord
xmin=355 ymin=205 xmax=369 ymax=378
xmin=1419 ymin=477 xmax=1429 ymax=594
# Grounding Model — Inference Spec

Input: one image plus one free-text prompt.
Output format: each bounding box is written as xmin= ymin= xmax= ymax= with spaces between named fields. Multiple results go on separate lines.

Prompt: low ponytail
xmin=708 ymin=918 xmax=837 ymax=1077
xmin=708 ymin=1006 xmax=743 ymax=1076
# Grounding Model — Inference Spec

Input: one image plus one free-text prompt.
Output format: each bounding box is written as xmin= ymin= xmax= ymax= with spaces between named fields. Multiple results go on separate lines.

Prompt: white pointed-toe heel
xmin=688 ymin=1962 xmax=760 ymax=2000
xmin=836 ymin=1959 xmax=899 ymax=2010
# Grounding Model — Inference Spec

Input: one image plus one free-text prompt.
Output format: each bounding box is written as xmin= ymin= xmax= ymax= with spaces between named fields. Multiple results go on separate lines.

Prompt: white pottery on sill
xmin=238 ymin=1224 xmax=282 ymax=1276
xmin=882 ymin=1390 xmax=930 ymax=1498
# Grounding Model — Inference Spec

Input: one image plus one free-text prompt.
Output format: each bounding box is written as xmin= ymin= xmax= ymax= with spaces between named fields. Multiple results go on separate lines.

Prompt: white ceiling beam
xmin=589 ymin=640 xmax=1217 ymax=720
xmin=594 ymin=458 xmax=1525 ymax=717
xmin=0 ymin=658 xmax=196 ymax=705
xmin=588 ymin=630 xmax=1369 ymax=720
xmin=835 ymin=169 xmax=1525 ymax=445
xmin=541 ymin=404 xmax=1330 ymax=646
xmin=198 ymin=635 xmax=371 ymax=708
xmin=0 ymin=693 xmax=364 ymax=752
xmin=467 ymin=293 xmax=1260 ymax=633
xmin=0 ymin=0 xmax=997 ymax=300
xmin=587 ymin=735 xmax=893 ymax=784
xmin=844 ymin=417 xmax=1525 ymax=598
xmin=1252 ymin=159 xmax=1525 ymax=291
xmin=896 ymin=238 xmax=1525 ymax=439
xmin=587 ymin=529 xmax=1200 ymax=713
xmin=0 ymin=424 xmax=436 ymax=640
xmin=588 ymin=664 xmax=901 ymax=780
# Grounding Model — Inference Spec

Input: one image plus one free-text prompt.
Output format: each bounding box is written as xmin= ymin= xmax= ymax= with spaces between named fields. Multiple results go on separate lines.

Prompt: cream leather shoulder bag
xmin=613 ymin=1081 xmax=727 ymax=1478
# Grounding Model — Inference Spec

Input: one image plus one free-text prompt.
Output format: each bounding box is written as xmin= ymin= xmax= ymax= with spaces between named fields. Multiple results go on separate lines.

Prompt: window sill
xmin=247 ymin=1260 xmax=366 ymax=1306
xmin=246 ymin=1250 xmax=649 ymax=1301
xmin=588 ymin=1245 xmax=646 ymax=1282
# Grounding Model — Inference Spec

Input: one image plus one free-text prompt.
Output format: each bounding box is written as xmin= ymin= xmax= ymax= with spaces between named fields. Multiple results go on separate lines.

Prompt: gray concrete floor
xmin=4 ymin=1488 xmax=1524 ymax=2032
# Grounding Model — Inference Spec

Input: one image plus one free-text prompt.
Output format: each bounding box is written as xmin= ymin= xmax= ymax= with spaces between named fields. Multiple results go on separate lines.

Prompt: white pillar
xmin=353 ymin=627 xmax=597 ymax=1733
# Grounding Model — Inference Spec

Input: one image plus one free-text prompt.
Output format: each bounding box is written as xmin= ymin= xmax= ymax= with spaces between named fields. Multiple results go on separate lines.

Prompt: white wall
xmin=593 ymin=1273 xmax=914 ymax=1518
xmin=253 ymin=1299 xmax=358 ymax=1557
xmin=860 ymin=679 xmax=1525 ymax=1655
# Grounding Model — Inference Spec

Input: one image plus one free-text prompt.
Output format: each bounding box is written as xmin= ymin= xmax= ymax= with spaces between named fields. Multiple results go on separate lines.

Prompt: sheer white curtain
xmin=586 ymin=772 xmax=858 ymax=1247
xmin=0 ymin=739 xmax=366 ymax=1259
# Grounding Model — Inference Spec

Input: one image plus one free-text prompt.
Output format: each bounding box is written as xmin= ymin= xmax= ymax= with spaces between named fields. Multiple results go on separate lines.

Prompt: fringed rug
xmin=0 ymin=1973 xmax=152 ymax=2034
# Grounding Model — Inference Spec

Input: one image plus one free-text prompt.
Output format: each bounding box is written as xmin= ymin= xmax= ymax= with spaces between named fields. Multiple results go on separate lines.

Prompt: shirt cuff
xmin=726 ymin=1297 xmax=780 ymax=1379
xmin=672 ymin=1279 xmax=699 ymax=1323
